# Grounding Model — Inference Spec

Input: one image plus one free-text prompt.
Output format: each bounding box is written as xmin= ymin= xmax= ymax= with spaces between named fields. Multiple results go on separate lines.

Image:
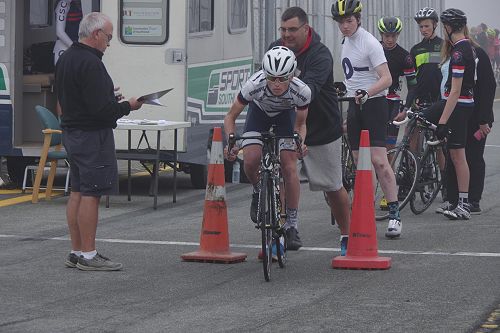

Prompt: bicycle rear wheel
xmin=258 ymin=172 xmax=272 ymax=282
xmin=410 ymin=148 xmax=442 ymax=214
xmin=375 ymin=147 xmax=418 ymax=220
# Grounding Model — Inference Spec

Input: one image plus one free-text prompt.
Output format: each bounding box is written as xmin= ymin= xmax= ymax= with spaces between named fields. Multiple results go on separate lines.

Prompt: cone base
xmin=332 ymin=255 xmax=392 ymax=270
xmin=181 ymin=251 xmax=247 ymax=264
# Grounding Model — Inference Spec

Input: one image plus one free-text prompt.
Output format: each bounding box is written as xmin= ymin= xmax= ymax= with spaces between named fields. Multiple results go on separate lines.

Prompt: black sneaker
xmin=250 ymin=193 xmax=259 ymax=223
xmin=285 ymin=227 xmax=302 ymax=250
xmin=76 ymin=253 xmax=123 ymax=271
xmin=64 ymin=253 xmax=80 ymax=268
xmin=469 ymin=202 xmax=481 ymax=215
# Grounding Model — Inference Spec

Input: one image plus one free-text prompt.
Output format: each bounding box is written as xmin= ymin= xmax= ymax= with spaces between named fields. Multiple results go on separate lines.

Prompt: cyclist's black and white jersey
xmin=444 ymin=38 xmax=476 ymax=107
xmin=237 ymin=70 xmax=311 ymax=117
xmin=340 ymin=27 xmax=388 ymax=98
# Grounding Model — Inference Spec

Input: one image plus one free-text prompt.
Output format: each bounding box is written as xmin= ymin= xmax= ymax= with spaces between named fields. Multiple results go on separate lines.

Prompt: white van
xmin=0 ymin=0 xmax=252 ymax=188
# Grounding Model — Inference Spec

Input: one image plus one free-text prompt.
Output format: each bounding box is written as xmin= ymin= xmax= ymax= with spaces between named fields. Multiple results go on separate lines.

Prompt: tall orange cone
xmin=332 ymin=130 xmax=391 ymax=270
xmin=181 ymin=127 xmax=247 ymax=264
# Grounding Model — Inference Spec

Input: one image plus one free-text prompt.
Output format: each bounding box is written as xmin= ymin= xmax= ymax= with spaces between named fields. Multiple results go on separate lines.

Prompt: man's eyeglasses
xmin=278 ymin=23 xmax=306 ymax=34
xmin=266 ymin=75 xmax=290 ymax=83
xmin=99 ymin=29 xmax=113 ymax=42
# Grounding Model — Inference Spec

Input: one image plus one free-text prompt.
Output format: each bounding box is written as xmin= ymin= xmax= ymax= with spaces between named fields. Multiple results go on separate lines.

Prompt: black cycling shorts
xmin=62 ymin=128 xmax=119 ymax=197
xmin=422 ymin=100 xmax=473 ymax=149
xmin=386 ymin=99 xmax=401 ymax=144
xmin=347 ymin=96 xmax=388 ymax=150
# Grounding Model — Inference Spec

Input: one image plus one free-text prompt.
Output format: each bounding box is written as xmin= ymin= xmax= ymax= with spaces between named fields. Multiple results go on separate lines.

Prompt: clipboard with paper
xmin=137 ymin=88 xmax=173 ymax=106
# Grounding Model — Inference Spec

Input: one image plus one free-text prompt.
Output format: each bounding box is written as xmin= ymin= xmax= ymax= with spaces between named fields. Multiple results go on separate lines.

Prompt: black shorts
xmin=422 ymin=100 xmax=473 ymax=149
xmin=386 ymin=99 xmax=401 ymax=144
xmin=243 ymin=102 xmax=295 ymax=135
xmin=347 ymin=96 xmax=388 ymax=150
xmin=62 ymin=128 xmax=119 ymax=196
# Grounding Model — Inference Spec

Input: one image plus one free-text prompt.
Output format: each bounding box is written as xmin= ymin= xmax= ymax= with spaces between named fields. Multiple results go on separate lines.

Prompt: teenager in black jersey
xmin=378 ymin=17 xmax=417 ymax=147
xmin=377 ymin=16 xmax=417 ymax=210
xmin=425 ymin=9 xmax=476 ymax=220
xmin=411 ymin=8 xmax=443 ymax=105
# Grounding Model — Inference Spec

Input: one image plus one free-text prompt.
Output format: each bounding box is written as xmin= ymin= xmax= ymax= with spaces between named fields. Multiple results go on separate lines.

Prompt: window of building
xmin=120 ymin=0 xmax=169 ymax=45
xmin=228 ymin=0 xmax=247 ymax=33
xmin=188 ymin=0 xmax=213 ymax=34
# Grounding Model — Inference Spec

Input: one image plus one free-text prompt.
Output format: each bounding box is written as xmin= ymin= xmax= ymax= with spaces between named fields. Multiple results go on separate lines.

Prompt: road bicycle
xmin=392 ymin=110 xmax=446 ymax=215
xmin=228 ymin=127 xmax=302 ymax=282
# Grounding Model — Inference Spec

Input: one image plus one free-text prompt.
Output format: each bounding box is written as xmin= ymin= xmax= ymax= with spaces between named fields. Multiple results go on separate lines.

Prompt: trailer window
xmin=228 ymin=0 xmax=247 ymax=33
xmin=29 ymin=0 xmax=51 ymax=27
xmin=188 ymin=0 xmax=213 ymax=33
xmin=120 ymin=0 xmax=169 ymax=45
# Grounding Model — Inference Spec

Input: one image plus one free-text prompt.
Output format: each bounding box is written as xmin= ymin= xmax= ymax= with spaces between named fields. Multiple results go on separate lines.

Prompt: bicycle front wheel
xmin=258 ymin=172 xmax=272 ymax=282
xmin=410 ymin=148 xmax=442 ymax=214
xmin=375 ymin=148 xmax=418 ymax=220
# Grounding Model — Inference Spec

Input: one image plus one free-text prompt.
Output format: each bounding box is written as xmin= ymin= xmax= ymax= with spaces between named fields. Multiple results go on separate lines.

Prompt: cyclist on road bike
xmin=422 ymin=8 xmax=476 ymax=220
xmin=224 ymin=46 xmax=310 ymax=250
xmin=377 ymin=16 xmax=417 ymax=210
xmin=269 ymin=6 xmax=352 ymax=254
xmin=332 ymin=0 xmax=402 ymax=238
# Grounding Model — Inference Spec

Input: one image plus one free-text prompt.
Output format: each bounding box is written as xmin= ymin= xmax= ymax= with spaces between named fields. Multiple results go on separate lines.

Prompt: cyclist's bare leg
xmin=449 ymin=148 xmax=469 ymax=192
xmin=279 ymin=150 xmax=299 ymax=210
xmin=370 ymin=147 xmax=398 ymax=202
xmin=325 ymin=188 xmax=350 ymax=235
xmin=242 ymin=145 xmax=262 ymax=185
xmin=352 ymin=148 xmax=397 ymax=202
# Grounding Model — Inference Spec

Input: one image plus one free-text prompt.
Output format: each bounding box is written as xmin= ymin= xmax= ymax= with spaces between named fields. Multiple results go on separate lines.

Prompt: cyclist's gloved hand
xmin=436 ymin=124 xmax=451 ymax=141
xmin=225 ymin=133 xmax=239 ymax=161
xmin=333 ymin=82 xmax=347 ymax=96
xmin=355 ymin=89 xmax=369 ymax=105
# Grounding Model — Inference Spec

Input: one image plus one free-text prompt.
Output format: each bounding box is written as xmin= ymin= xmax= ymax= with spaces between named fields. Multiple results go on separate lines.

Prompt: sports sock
xmin=81 ymin=250 xmax=97 ymax=260
xmin=458 ymin=192 xmax=469 ymax=209
xmin=284 ymin=208 xmax=298 ymax=230
xmin=70 ymin=250 xmax=81 ymax=256
xmin=388 ymin=201 xmax=400 ymax=220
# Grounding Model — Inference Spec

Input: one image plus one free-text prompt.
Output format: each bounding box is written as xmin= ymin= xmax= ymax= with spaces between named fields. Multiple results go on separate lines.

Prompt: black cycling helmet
xmin=377 ymin=17 xmax=403 ymax=34
xmin=331 ymin=0 xmax=362 ymax=20
xmin=414 ymin=7 xmax=439 ymax=23
xmin=440 ymin=8 xmax=467 ymax=32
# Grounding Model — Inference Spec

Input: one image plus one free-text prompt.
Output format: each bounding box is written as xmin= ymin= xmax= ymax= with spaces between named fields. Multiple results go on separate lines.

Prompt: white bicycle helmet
xmin=262 ymin=46 xmax=297 ymax=77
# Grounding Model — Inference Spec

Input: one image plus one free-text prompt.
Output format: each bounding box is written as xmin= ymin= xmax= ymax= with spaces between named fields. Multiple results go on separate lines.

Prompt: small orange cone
xmin=181 ymin=127 xmax=247 ymax=264
xmin=332 ymin=130 xmax=391 ymax=270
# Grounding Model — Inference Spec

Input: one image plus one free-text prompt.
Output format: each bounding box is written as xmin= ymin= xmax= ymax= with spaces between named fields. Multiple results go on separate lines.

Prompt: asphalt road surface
xmin=1 ymin=106 xmax=499 ymax=333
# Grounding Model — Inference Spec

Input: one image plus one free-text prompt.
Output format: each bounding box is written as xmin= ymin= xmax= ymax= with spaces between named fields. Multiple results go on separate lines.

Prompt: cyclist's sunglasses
xmin=266 ymin=75 xmax=290 ymax=82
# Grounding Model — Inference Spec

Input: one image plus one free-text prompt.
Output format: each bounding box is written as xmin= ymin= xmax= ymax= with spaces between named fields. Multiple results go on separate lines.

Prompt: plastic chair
xmin=31 ymin=105 xmax=69 ymax=203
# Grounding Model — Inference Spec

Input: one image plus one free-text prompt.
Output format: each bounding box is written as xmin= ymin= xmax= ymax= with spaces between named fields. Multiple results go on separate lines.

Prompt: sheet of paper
xmin=137 ymin=88 xmax=173 ymax=106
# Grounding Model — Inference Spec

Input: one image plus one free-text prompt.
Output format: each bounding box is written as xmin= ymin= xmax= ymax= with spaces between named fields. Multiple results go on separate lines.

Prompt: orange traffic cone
xmin=332 ymin=130 xmax=391 ymax=270
xmin=181 ymin=127 xmax=247 ymax=264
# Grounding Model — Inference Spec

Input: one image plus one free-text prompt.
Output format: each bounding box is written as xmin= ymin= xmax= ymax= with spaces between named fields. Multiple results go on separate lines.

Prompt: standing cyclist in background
xmin=331 ymin=0 xmax=401 ymax=239
xmin=224 ymin=46 xmax=310 ymax=251
xmin=411 ymin=7 xmax=443 ymax=106
xmin=268 ymin=6 xmax=352 ymax=254
xmin=426 ymin=9 xmax=476 ymax=220
xmin=410 ymin=7 xmax=448 ymax=207
xmin=377 ymin=16 xmax=417 ymax=210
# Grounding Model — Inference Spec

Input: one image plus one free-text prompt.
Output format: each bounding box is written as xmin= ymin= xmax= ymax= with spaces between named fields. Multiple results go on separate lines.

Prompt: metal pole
xmin=264 ymin=0 xmax=276 ymax=50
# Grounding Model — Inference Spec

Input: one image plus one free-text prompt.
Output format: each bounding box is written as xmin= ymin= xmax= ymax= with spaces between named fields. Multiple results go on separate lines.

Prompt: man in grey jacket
xmin=269 ymin=7 xmax=351 ymax=254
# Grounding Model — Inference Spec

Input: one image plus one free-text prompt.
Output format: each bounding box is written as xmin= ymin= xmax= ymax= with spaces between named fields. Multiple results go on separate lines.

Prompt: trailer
xmin=0 ymin=0 xmax=253 ymax=188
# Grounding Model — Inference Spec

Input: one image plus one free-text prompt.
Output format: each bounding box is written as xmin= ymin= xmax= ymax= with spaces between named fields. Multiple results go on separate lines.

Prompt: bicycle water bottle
xmin=232 ymin=160 xmax=240 ymax=184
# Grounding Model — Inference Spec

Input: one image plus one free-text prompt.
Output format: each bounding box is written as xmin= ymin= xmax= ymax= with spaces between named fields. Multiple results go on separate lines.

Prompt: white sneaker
xmin=443 ymin=205 xmax=471 ymax=220
xmin=436 ymin=201 xmax=452 ymax=214
xmin=385 ymin=219 xmax=402 ymax=238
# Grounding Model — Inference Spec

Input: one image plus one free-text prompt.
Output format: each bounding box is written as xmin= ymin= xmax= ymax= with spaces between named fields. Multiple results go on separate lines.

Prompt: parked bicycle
xmin=228 ymin=127 xmax=302 ymax=282
xmin=392 ymin=110 xmax=447 ymax=215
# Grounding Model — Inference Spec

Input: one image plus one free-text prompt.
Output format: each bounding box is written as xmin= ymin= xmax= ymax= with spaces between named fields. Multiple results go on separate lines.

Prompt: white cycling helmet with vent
xmin=262 ymin=46 xmax=297 ymax=77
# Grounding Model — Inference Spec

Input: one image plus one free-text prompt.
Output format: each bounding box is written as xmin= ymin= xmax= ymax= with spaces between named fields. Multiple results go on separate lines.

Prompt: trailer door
xmin=102 ymin=0 xmax=187 ymax=151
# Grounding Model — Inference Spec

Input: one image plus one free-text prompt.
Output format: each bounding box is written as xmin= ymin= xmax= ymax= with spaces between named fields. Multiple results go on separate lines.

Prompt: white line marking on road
xmin=485 ymin=145 xmax=500 ymax=148
xmin=2 ymin=234 xmax=500 ymax=258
